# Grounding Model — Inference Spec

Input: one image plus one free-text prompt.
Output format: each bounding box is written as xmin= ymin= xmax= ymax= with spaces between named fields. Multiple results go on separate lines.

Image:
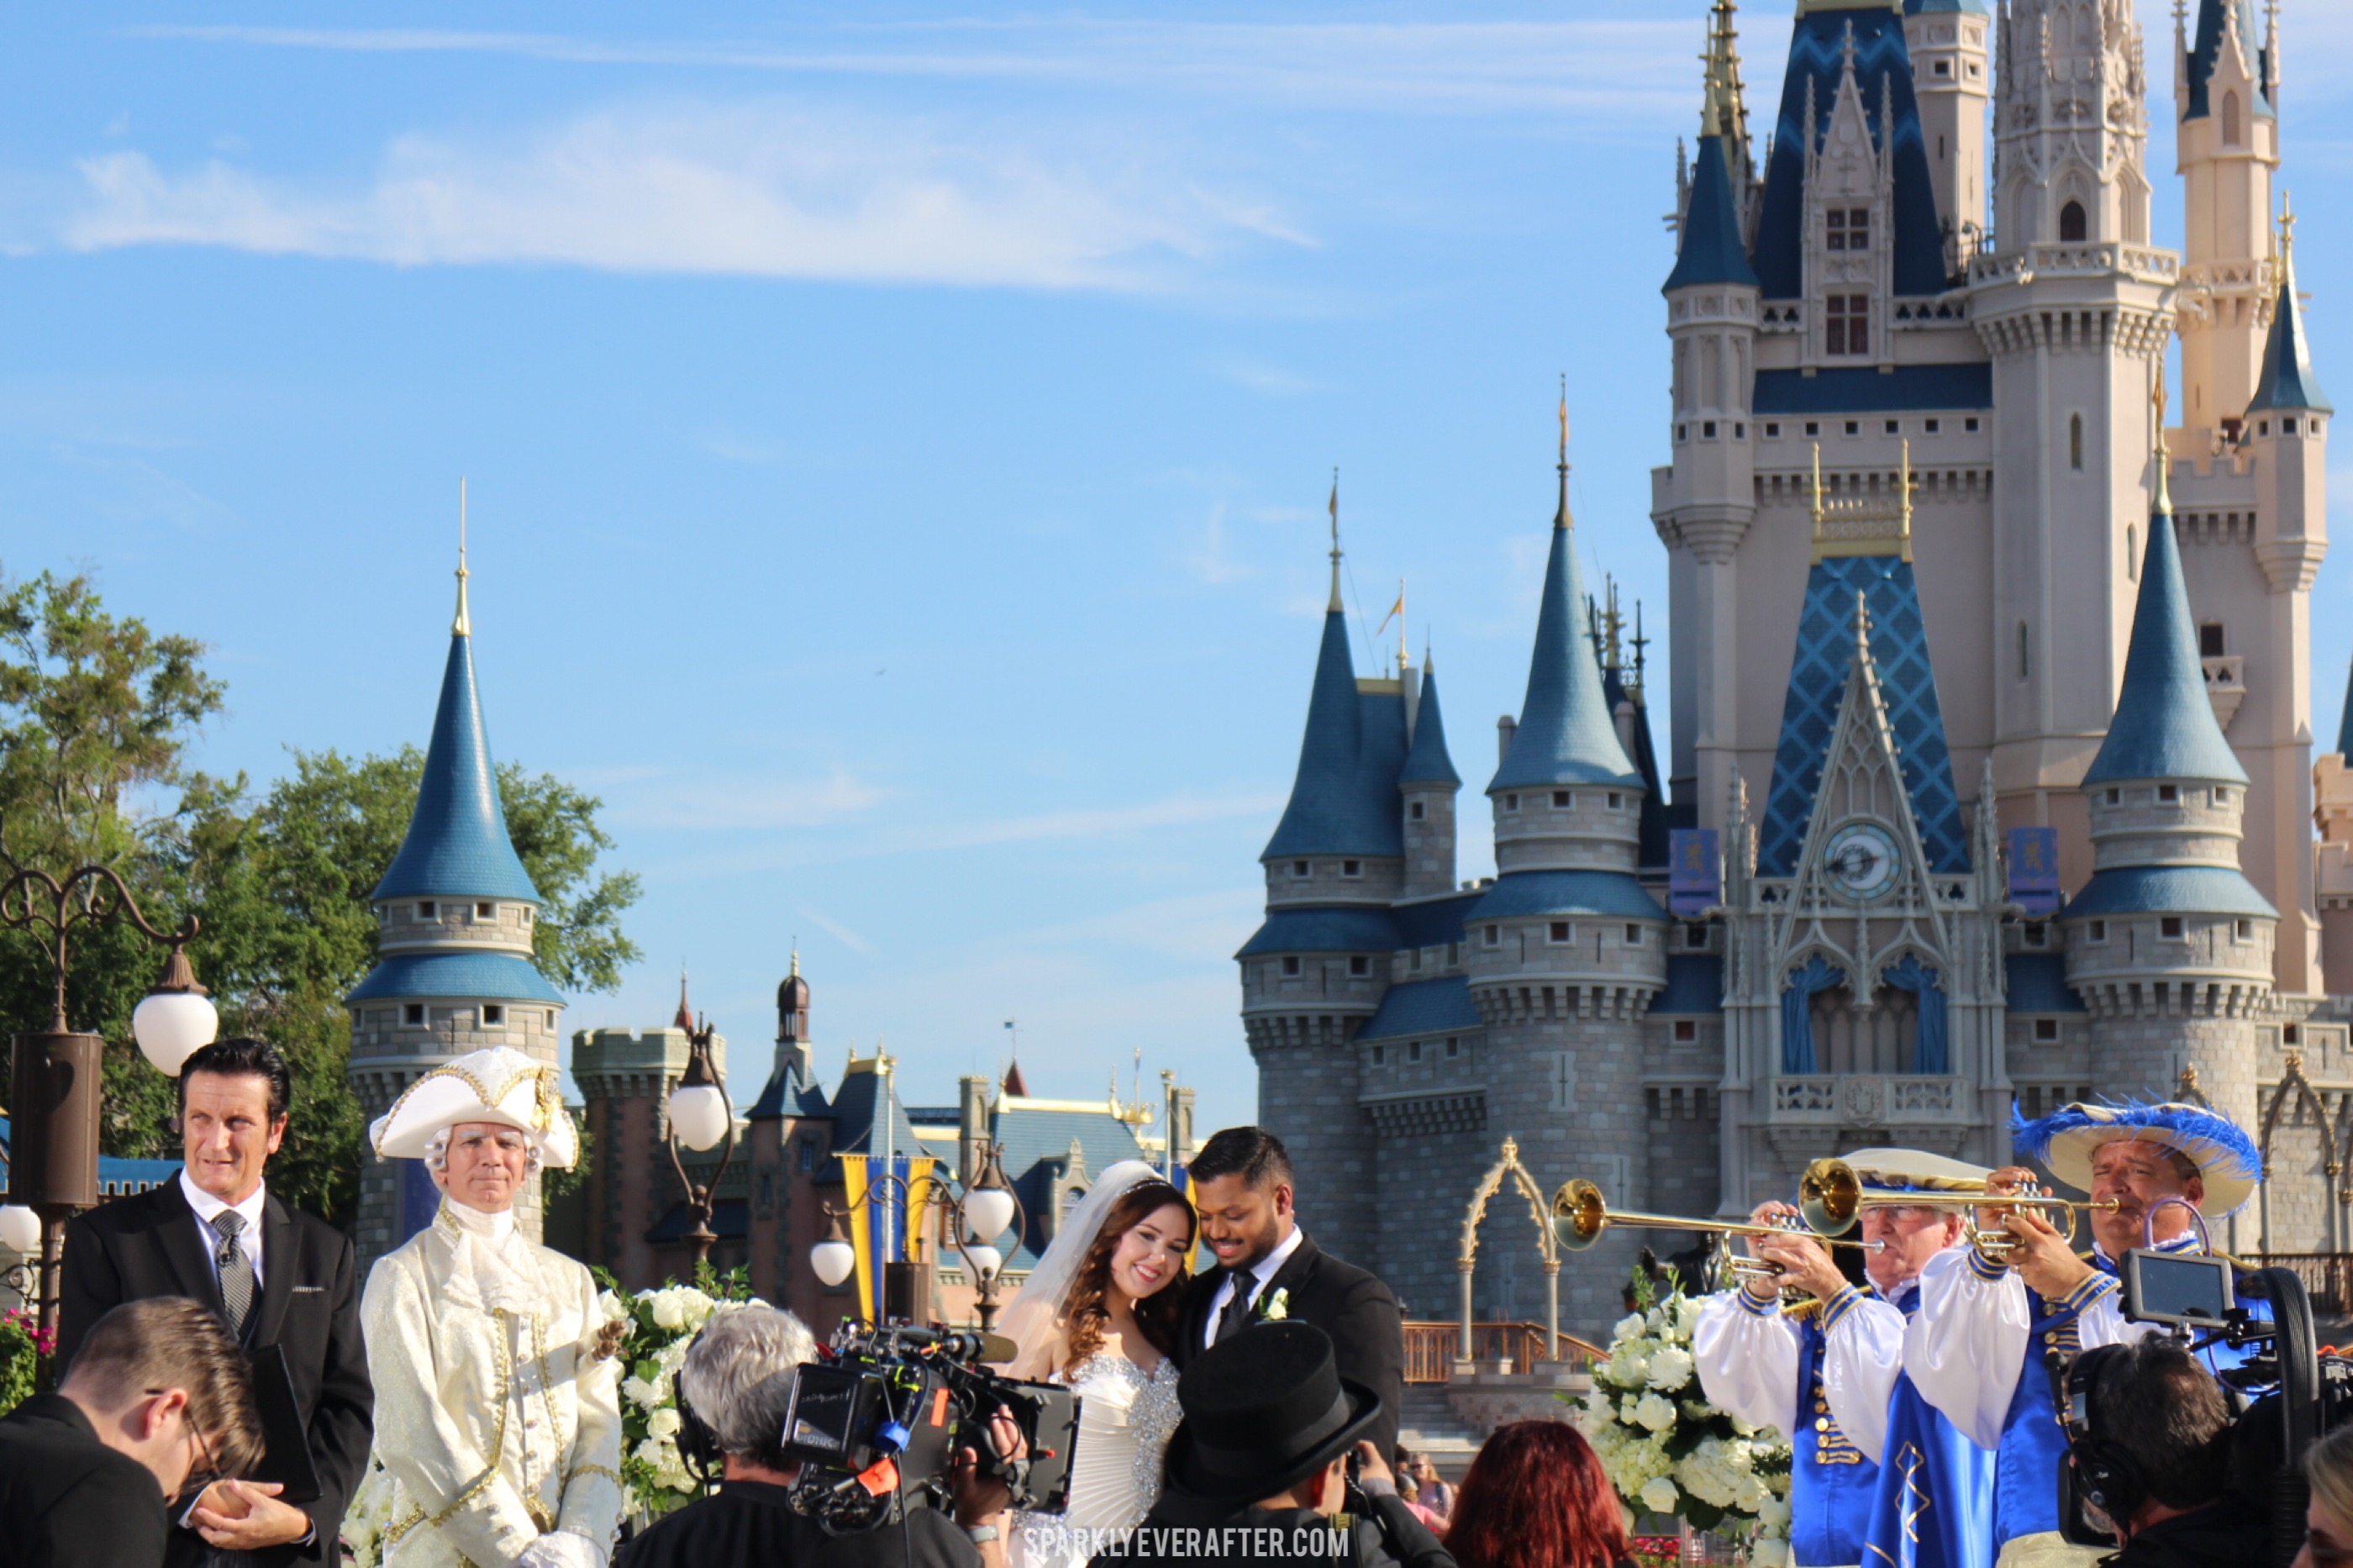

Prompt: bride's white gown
xmin=1011 ymin=1350 xmax=1183 ymax=1568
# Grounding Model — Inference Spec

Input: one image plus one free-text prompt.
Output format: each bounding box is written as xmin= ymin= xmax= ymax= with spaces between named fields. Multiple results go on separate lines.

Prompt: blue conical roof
xmin=1263 ymin=609 xmax=1408 ymax=860
xmin=1665 ymin=134 xmax=1759 ymax=292
xmin=2185 ymin=0 xmax=2270 ymax=123
xmin=372 ymin=629 xmax=543 ymax=902
xmin=2247 ymin=249 xmax=2330 ymax=415
xmin=1491 ymin=481 xmax=1641 ymax=793
xmin=2083 ymin=508 xmax=2247 ymax=787
xmin=1400 ymin=664 xmax=1461 ymax=787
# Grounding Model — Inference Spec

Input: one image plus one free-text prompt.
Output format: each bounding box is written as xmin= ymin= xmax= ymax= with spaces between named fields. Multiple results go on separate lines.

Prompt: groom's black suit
xmin=1174 ymin=1231 xmax=1404 ymax=1460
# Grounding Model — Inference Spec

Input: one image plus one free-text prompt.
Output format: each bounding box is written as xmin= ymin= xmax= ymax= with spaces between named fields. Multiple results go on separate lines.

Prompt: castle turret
xmin=2064 ymin=418 xmax=2274 ymax=1135
xmin=2177 ymin=0 xmax=2279 ymax=441
xmin=346 ymin=544 xmax=565 ymax=1269
xmin=1904 ymin=1 xmax=1991 ymax=252
xmin=1398 ymin=655 xmax=1461 ymax=899
xmin=1468 ymin=439 xmax=1666 ymax=1327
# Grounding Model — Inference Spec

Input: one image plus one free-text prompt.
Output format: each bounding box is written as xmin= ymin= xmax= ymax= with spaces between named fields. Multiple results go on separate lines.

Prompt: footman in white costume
xmin=1903 ymin=1102 xmax=2263 ymax=1568
xmin=1695 ymin=1150 xmax=1987 ymax=1568
xmin=361 ymin=1048 xmax=624 ymax=1568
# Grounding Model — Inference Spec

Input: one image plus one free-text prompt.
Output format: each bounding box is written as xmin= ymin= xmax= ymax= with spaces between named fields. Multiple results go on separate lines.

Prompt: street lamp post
xmin=808 ymin=1139 xmax=1027 ymax=1333
xmin=0 ymin=858 xmax=218 ymax=1335
xmin=662 ymin=1012 xmax=736 ymax=1274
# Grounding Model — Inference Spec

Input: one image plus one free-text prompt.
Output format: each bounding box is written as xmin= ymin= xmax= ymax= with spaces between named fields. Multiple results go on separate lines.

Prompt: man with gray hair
xmin=617 ymin=1303 xmax=1016 ymax=1568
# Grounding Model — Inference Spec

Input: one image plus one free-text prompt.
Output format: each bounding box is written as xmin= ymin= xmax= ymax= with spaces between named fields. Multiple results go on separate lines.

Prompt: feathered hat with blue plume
xmin=2010 ymin=1100 xmax=2261 ymax=1218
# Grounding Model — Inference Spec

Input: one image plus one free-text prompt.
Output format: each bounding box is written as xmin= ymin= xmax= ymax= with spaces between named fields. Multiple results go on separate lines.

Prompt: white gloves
xmin=515 ymin=1531 xmax=606 ymax=1568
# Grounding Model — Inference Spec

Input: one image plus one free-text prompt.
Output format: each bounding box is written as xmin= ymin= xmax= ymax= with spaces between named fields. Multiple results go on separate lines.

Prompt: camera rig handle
xmin=2245 ymin=1268 xmax=2322 ymax=1568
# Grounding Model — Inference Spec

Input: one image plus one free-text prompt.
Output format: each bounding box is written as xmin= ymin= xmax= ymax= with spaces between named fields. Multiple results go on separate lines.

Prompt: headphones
xmin=2058 ymin=1344 xmax=2148 ymax=1529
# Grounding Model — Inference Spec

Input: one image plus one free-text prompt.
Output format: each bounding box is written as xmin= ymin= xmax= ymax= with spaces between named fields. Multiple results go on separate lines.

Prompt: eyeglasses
xmin=146 ymin=1390 xmax=220 ymax=1493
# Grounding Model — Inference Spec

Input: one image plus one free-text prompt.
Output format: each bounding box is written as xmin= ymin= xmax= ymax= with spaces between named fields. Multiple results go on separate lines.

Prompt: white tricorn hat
xmin=369 ymin=1046 xmax=578 ymax=1169
xmin=1836 ymin=1147 xmax=1991 ymax=1194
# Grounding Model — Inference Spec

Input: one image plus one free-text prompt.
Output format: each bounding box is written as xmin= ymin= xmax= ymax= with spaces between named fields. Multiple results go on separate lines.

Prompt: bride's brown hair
xmin=1061 ymin=1180 xmax=1195 ymax=1375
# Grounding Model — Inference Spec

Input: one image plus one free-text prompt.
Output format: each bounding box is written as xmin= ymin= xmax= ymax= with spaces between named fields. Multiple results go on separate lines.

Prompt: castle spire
xmin=2247 ymin=193 xmax=2331 ymax=417
xmin=1667 ymin=25 xmax=1760 ymax=293
xmin=674 ymin=968 xmax=694 ymax=1032
xmin=1327 ymin=469 xmax=1343 ymax=613
xmin=1400 ymin=656 xmax=1461 ymax=788
xmin=453 ymin=477 xmax=471 ymax=636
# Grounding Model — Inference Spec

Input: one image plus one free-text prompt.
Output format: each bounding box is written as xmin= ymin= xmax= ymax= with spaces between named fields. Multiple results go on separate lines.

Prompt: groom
xmin=1176 ymin=1127 xmax=1404 ymax=1460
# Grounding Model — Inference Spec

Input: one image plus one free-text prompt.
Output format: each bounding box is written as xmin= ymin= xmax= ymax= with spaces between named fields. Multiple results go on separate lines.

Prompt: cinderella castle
xmin=1241 ymin=0 xmax=2350 ymax=1334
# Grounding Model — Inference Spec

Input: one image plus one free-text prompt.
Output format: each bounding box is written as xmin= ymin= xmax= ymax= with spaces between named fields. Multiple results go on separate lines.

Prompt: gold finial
xmin=453 ymin=476 xmax=472 ymax=635
xmin=2281 ymin=189 xmax=2297 ymax=266
xmin=2152 ymin=372 xmax=2172 ymax=513
xmin=1327 ymin=468 xmax=1343 ymax=612
xmin=1397 ymin=578 xmax=1408 ymax=671
xmin=1556 ymin=377 xmax=1572 ymax=532
xmin=790 ymin=945 xmax=801 ymax=979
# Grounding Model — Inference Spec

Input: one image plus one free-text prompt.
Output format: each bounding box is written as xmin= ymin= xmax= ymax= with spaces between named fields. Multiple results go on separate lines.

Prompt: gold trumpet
xmin=1550 ymin=1178 xmax=1881 ymax=1257
xmin=1797 ymin=1157 xmax=2120 ymax=1263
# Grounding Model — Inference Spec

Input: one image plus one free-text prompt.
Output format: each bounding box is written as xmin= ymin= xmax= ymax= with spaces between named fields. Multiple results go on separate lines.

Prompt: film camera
xmin=779 ymin=1323 xmax=1082 ymax=1534
xmin=2055 ymin=1244 xmax=2353 ymax=1561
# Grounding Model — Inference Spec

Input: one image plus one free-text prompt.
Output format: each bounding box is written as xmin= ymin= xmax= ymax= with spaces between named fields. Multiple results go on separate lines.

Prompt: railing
xmin=1402 ymin=1321 xmax=1603 ymax=1382
xmin=2254 ymin=1254 xmax=2353 ymax=1316
xmin=1770 ymin=1074 xmax=1961 ymax=1124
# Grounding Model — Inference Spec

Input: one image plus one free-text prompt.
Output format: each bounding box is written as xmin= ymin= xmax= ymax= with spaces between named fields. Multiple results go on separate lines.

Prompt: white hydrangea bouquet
xmin=1574 ymin=1268 xmax=1793 ymax=1567
xmin=600 ymin=1266 xmax=754 ymax=1520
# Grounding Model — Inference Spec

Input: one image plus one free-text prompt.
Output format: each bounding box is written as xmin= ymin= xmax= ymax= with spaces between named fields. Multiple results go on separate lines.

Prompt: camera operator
xmin=617 ymin=1303 xmax=1022 ymax=1568
xmin=2069 ymin=1339 xmax=2264 ymax=1568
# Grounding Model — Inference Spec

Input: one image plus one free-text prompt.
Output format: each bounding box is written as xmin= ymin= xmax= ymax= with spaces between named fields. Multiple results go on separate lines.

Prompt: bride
xmin=995 ymin=1160 xmax=1195 ymax=1568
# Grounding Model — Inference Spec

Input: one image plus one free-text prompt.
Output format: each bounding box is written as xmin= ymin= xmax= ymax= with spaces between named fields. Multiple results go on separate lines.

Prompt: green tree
xmin=0 ymin=567 xmax=640 ymax=1228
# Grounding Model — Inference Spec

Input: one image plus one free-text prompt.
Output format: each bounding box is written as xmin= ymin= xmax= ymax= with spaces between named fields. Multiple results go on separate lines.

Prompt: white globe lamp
xmin=0 ymin=1205 xmax=40 ymax=1257
xmin=963 ymin=1186 xmax=1017 ymax=1246
xmin=132 ymin=945 xmax=217 ymax=1076
xmin=812 ymin=1236 xmax=857 ymax=1288
xmin=962 ymin=1244 xmax=1003 ymax=1282
xmin=667 ymin=1083 xmax=730 ymax=1152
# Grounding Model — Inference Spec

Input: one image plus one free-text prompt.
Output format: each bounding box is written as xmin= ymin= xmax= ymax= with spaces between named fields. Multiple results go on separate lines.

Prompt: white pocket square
xmin=291 ymin=1285 xmax=325 ymax=1293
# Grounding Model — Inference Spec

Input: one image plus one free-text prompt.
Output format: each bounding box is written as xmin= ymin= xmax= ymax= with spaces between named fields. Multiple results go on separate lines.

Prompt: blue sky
xmin=7 ymin=3 xmax=2350 ymax=1139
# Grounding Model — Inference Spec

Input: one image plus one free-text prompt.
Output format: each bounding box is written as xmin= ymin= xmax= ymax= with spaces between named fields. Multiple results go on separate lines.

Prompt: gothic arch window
xmin=2069 ymin=413 xmax=2084 ymax=471
xmin=2224 ymin=92 xmax=2242 ymax=148
xmin=2127 ymin=524 xmax=2139 ymax=581
xmin=2059 ymin=200 xmax=2087 ymax=242
xmin=2017 ymin=621 xmax=2031 ymax=681
xmin=1808 ymin=986 xmax=1920 ymax=1075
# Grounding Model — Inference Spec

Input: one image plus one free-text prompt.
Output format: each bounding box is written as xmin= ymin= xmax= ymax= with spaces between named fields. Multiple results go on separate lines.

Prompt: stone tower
xmin=2065 ymin=434 xmax=2275 ymax=1138
xmin=1468 ymin=445 xmax=1668 ymax=1327
xmin=346 ymin=550 xmax=565 ymax=1271
xmin=1399 ymin=660 xmax=1461 ymax=899
xmin=2175 ymin=0 xmax=2279 ymax=440
xmin=1903 ymin=0 xmax=1991 ymax=251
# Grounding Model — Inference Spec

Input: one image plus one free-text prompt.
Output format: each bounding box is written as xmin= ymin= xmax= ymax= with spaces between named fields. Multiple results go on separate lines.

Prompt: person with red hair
xmin=1444 ymin=1421 xmax=1634 ymax=1568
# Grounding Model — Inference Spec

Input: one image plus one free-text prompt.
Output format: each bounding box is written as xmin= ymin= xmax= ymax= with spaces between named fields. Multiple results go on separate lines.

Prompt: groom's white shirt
xmin=1202 ymin=1223 xmax=1306 ymax=1347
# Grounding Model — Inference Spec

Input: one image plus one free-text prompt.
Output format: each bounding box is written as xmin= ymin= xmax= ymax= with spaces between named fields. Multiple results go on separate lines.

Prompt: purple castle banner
xmin=2007 ymin=826 xmax=2061 ymax=916
xmin=1669 ymin=828 xmax=1719 ymax=918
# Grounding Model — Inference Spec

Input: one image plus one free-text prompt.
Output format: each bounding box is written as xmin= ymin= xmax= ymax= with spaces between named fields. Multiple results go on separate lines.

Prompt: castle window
xmin=404 ymin=1003 xmax=426 ymax=1025
xmin=1674 ymin=1020 xmax=1698 ymax=1042
xmin=1410 ymin=948 xmax=1423 ymax=971
xmin=1885 ymin=419 xmax=1900 ymax=435
xmin=1503 ymin=794 xmax=1519 ymax=812
xmin=2088 ymin=920 xmax=2108 ymax=943
xmin=1677 ymin=424 xmax=1687 ymax=442
xmin=1806 ymin=422 xmax=1821 ymax=438
xmin=2199 ymin=624 xmax=2224 ymax=658
xmin=523 ymin=908 xmax=534 ymax=925
xmin=1553 ymin=791 xmax=1571 ymax=808
xmin=1608 ymin=792 xmax=1624 ymax=810
xmin=2157 ymin=784 xmax=2179 ymax=804
xmin=2223 ymin=91 xmax=2242 ymax=147
xmin=1549 ymin=922 xmax=1572 ymax=944
xmin=797 ymin=1140 xmax=817 ymax=1172
xmin=417 ymin=901 xmax=437 ymax=919
xmin=2257 ymin=420 xmax=2269 ymax=438
xmin=1685 ymin=923 xmax=1708 ymax=949
xmin=1341 ymin=860 xmax=1362 ymax=878
xmin=2023 ymin=922 xmax=2048 ymax=948
xmin=1766 ymin=423 xmax=1782 ymax=438
xmin=1935 ymin=60 xmax=1950 ymax=77
xmin=1966 ymin=418 xmax=1980 ymax=433
xmin=1291 ymin=860 xmax=1310 ymax=879
xmin=1826 ymin=208 xmax=1870 ymax=252
xmin=1408 ymin=1041 xmax=1424 ymax=1063
xmin=2160 ymin=917 xmax=2185 ymax=939
xmin=1484 ymin=925 xmax=1501 ymax=948
xmin=1845 ymin=419 xmax=1861 ymax=436
xmin=1349 ymin=955 xmax=1371 ymax=976
xmin=1925 ymin=419 xmax=1940 ymax=434
xmin=1282 ymin=955 xmax=1302 ymax=976
xmin=545 ymin=1010 xmax=555 ymax=1028
xmin=476 ymin=901 xmax=496 ymax=920
xmin=2017 ymin=622 xmax=2031 ymax=681
xmin=1826 ymin=296 xmax=1870 ymax=356
xmin=1445 ymin=1037 xmax=1461 ymax=1058
xmin=1371 ymin=1044 xmax=1386 ymax=1066
xmin=2059 ymin=201 xmax=2087 ymax=242
xmin=2106 ymin=788 xmax=2122 ymax=805
xmin=1703 ymin=420 xmax=1717 ymax=439
xmin=2069 ymin=413 xmax=2083 ymax=471
xmin=2286 ymin=1023 xmax=2302 ymax=1044
xmin=2214 ymin=787 xmax=2232 ymax=806
xmin=1734 ymin=423 xmax=1745 ymax=439
xmin=2283 ymin=416 xmax=2298 ymax=435
xmin=2236 ymin=918 xmax=2254 ymax=940
xmin=2034 ymin=1018 xmax=2060 ymax=1043
xmin=482 ymin=1004 xmax=504 ymax=1026
xmin=1625 ymin=925 xmax=1643 ymax=945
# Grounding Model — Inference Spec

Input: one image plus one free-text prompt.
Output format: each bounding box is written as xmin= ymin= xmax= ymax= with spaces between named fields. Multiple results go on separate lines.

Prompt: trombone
xmin=1797 ymin=1157 xmax=2120 ymax=1263
xmin=1550 ymin=1178 xmax=1879 ymax=1303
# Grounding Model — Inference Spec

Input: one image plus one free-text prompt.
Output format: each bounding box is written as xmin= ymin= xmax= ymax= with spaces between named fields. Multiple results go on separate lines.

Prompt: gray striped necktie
xmin=213 ymin=1210 xmax=255 ymax=1337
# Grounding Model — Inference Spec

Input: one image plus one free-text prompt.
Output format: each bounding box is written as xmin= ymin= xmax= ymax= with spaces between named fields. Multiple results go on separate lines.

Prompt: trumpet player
xmin=1694 ymin=1149 xmax=1984 ymax=1568
xmin=1903 ymin=1101 xmax=2265 ymax=1568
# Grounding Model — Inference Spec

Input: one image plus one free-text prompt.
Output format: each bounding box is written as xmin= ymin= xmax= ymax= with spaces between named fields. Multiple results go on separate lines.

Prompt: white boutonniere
xmin=1258 ymin=1287 xmax=1290 ymax=1323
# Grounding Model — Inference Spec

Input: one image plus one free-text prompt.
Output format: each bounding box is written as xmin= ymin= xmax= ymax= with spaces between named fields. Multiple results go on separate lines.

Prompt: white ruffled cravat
xmin=440 ymin=1198 xmax=549 ymax=1316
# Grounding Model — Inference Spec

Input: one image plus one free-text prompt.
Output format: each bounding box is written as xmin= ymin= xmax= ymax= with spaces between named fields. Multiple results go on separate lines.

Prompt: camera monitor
xmin=2122 ymin=1248 xmax=2235 ymax=1327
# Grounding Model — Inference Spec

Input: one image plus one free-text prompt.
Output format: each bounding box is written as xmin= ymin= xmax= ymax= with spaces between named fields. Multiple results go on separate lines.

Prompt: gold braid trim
xmin=383 ymin=1505 xmax=426 ymax=1550
xmin=371 ymin=1062 xmax=562 ymax=1154
xmin=567 ymin=1465 xmax=622 ymax=1486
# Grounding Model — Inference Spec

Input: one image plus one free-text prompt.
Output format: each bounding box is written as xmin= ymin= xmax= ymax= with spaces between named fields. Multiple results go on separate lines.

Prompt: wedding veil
xmin=994 ymin=1159 xmax=1183 ymax=1381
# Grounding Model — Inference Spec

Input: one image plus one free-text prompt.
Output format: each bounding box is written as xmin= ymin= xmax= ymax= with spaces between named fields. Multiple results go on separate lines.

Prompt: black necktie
xmin=1213 ymin=1273 xmax=1256 ymax=1344
xmin=213 ymin=1210 xmax=255 ymax=1339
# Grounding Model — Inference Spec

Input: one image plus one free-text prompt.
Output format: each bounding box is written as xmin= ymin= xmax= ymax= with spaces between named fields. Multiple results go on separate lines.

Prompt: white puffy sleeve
xmin=1902 ymin=1245 xmax=2107 ymax=1450
xmin=1692 ymin=1288 xmax=1800 ymax=1439
xmin=1817 ymin=1287 xmax=1908 ymax=1464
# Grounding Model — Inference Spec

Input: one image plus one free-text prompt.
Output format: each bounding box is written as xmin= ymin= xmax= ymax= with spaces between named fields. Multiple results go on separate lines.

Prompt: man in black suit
xmin=0 ymin=1297 xmax=266 ymax=1568
xmin=57 ymin=1038 xmax=373 ymax=1567
xmin=1173 ymin=1127 xmax=1404 ymax=1460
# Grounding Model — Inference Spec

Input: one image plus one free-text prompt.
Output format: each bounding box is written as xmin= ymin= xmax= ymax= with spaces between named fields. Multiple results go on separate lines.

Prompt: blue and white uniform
xmin=1861 ymin=1278 xmax=1997 ymax=1568
xmin=1696 ymin=1281 xmax=1902 ymax=1568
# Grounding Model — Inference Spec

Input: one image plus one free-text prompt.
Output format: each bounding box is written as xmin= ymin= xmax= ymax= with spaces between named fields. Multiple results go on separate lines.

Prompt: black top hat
xmin=1164 ymin=1322 xmax=1384 ymax=1504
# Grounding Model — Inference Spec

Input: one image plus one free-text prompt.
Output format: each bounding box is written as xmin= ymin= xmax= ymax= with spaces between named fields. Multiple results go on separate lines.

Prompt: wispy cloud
xmin=606 ymin=766 xmax=886 ymax=829
xmin=1209 ymin=358 xmax=1326 ymax=397
xmin=128 ymin=19 xmax=1704 ymax=118
xmin=60 ymin=102 xmax=1303 ymax=290
xmin=796 ymin=905 xmax=875 ymax=955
